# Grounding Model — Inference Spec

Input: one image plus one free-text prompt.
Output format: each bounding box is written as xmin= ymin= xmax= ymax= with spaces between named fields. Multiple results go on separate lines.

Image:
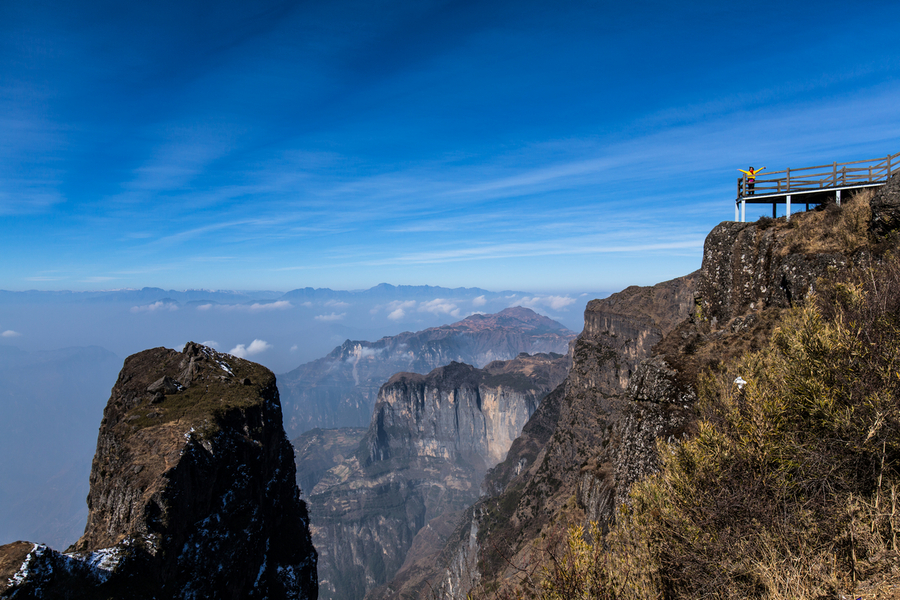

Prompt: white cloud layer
xmin=197 ymin=300 xmax=292 ymax=312
xmin=515 ymin=295 xmax=578 ymax=311
xmin=228 ymin=339 xmax=271 ymax=357
xmin=130 ymin=301 xmax=179 ymax=313
xmin=419 ymin=298 xmax=461 ymax=318
xmin=2 ymin=330 xmax=22 ymax=337
xmin=377 ymin=298 xmax=464 ymax=320
xmin=314 ymin=312 xmax=345 ymax=322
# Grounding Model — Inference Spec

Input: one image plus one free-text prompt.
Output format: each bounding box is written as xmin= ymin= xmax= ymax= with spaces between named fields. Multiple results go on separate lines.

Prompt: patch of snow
xmin=79 ymin=547 xmax=123 ymax=583
xmin=216 ymin=359 xmax=234 ymax=376
xmin=8 ymin=544 xmax=40 ymax=587
xmin=253 ymin=539 xmax=270 ymax=588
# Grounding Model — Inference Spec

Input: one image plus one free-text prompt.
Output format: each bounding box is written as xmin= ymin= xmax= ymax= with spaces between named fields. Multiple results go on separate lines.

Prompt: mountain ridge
xmin=310 ymin=351 xmax=570 ymax=600
xmin=0 ymin=342 xmax=318 ymax=599
xmin=277 ymin=306 xmax=576 ymax=433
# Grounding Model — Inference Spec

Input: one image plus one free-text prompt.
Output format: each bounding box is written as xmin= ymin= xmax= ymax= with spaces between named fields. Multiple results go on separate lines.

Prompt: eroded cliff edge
xmin=427 ymin=180 xmax=898 ymax=598
xmin=310 ymin=352 xmax=569 ymax=600
xmin=0 ymin=342 xmax=317 ymax=600
xmin=277 ymin=307 xmax=576 ymax=433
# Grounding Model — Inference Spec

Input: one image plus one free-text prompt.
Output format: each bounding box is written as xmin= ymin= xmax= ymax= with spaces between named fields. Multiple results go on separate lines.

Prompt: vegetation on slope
xmin=501 ymin=258 xmax=900 ymax=599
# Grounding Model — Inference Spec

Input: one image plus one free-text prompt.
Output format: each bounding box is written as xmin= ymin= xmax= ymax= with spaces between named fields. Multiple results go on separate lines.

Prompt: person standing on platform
xmin=738 ymin=166 xmax=765 ymax=195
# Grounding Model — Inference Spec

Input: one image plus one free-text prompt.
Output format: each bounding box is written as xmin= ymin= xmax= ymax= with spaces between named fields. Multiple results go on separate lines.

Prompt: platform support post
xmin=786 ymin=195 xmax=791 ymax=221
xmin=741 ymin=199 xmax=746 ymax=222
xmin=735 ymin=202 xmax=739 ymax=221
xmin=836 ymin=189 xmax=841 ymax=206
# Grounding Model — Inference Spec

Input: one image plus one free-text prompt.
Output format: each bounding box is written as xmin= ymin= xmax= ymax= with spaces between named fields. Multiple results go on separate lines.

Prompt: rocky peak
xmin=310 ymin=352 xmax=569 ymax=600
xmin=0 ymin=343 xmax=317 ymax=599
xmin=277 ymin=307 xmax=576 ymax=432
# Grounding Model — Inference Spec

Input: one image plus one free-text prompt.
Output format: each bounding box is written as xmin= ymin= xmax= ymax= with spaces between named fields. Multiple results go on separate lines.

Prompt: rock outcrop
xmin=309 ymin=352 xmax=569 ymax=600
xmin=293 ymin=427 xmax=369 ymax=498
xmin=277 ymin=307 xmax=576 ymax=433
xmin=0 ymin=342 xmax=317 ymax=600
xmin=869 ymin=172 xmax=900 ymax=238
xmin=428 ymin=273 xmax=699 ymax=599
xmin=426 ymin=186 xmax=890 ymax=599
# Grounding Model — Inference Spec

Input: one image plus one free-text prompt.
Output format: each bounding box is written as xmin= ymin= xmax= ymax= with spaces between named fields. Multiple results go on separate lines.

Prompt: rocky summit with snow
xmin=0 ymin=342 xmax=317 ymax=599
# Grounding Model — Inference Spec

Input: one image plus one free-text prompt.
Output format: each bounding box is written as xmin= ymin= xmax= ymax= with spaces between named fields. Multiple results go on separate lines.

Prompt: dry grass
xmin=494 ymin=259 xmax=900 ymax=600
xmin=776 ymin=188 xmax=873 ymax=256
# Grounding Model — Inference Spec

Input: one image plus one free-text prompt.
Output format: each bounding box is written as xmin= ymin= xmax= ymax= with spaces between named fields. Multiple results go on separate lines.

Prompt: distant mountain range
xmin=0 ymin=283 xmax=527 ymax=305
xmin=276 ymin=307 xmax=577 ymax=434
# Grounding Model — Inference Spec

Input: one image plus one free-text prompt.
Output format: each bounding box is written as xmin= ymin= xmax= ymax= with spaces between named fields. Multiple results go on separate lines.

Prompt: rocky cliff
xmin=277 ymin=307 xmax=576 ymax=434
xmin=426 ymin=273 xmax=699 ymax=599
xmin=308 ymin=352 xmax=569 ymax=600
xmin=426 ymin=181 xmax=899 ymax=598
xmin=0 ymin=342 xmax=317 ymax=600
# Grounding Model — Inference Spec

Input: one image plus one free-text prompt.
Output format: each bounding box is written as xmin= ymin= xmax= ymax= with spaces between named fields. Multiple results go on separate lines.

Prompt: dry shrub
xmin=620 ymin=258 xmax=900 ymax=599
xmin=782 ymin=188 xmax=873 ymax=256
xmin=487 ymin=259 xmax=900 ymax=600
xmin=515 ymin=259 xmax=900 ymax=600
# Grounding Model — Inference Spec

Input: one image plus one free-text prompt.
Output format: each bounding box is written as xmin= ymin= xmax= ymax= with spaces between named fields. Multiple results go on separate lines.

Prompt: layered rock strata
xmin=429 ymin=185 xmax=893 ymax=599
xmin=277 ymin=307 xmax=576 ymax=433
xmin=0 ymin=342 xmax=317 ymax=600
xmin=429 ymin=273 xmax=699 ymax=599
xmin=309 ymin=352 xmax=569 ymax=600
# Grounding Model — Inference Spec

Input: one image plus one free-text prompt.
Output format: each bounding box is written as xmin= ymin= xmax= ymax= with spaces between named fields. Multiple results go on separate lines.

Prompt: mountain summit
xmin=0 ymin=343 xmax=317 ymax=599
xmin=277 ymin=307 xmax=576 ymax=434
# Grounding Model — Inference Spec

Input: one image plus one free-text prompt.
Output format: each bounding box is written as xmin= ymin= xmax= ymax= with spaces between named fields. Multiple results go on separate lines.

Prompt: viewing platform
xmin=735 ymin=152 xmax=900 ymax=221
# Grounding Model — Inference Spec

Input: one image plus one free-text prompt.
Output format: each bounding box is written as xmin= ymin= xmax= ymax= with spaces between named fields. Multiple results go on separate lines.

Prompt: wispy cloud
xmin=513 ymin=295 xmax=578 ymax=311
xmin=419 ymin=299 xmax=461 ymax=318
xmin=229 ymin=339 xmax=271 ymax=358
xmin=2 ymin=330 xmax=22 ymax=338
xmin=375 ymin=299 xmax=417 ymax=320
xmin=131 ymin=300 xmax=179 ymax=313
xmin=197 ymin=300 xmax=293 ymax=312
xmin=314 ymin=312 xmax=345 ymax=322
xmin=372 ymin=237 xmax=706 ymax=267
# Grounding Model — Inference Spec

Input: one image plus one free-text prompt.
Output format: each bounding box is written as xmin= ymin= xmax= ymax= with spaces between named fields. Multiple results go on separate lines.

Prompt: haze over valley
xmin=0 ymin=286 xmax=586 ymax=549
xmin=3 ymin=0 xmax=900 ymax=597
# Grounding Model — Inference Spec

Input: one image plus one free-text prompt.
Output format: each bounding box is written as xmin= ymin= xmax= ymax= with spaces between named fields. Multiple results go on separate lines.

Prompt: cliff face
xmin=430 ymin=184 xmax=895 ymax=599
xmin=429 ymin=273 xmax=699 ymax=599
xmin=277 ymin=307 xmax=576 ymax=433
xmin=0 ymin=342 xmax=317 ymax=600
xmin=309 ymin=353 xmax=569 ymax=600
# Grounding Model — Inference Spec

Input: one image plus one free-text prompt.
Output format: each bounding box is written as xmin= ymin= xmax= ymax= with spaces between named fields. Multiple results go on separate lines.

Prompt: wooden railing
xmin=737 ymin=152 xmax=900 ymax=198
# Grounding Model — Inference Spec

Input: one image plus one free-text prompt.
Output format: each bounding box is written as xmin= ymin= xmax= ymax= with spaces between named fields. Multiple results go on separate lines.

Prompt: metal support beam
xmin=741 ymin=199 xmax=746 ymax=222
xmin=836 ymin=189 xmax=841 ymax=206
xmin=735 ymin=202 xmax=739 ymax=221
xmin=786 ymin=195 xmax=791 ymax=221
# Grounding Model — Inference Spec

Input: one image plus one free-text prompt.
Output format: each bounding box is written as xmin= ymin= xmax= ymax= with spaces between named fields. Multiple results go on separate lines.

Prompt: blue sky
xmin=3 ymin=0 xmax=899 ymax=293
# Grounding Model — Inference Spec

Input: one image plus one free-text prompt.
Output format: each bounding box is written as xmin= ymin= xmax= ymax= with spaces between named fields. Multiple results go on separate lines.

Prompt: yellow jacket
xmin=738 ymin=167 xmax=765 ymax=180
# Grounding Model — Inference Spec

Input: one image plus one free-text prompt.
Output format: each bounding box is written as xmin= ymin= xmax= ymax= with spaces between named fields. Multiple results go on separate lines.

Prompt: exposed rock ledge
xmin=0 ymin=342 xmax=317 ymax=600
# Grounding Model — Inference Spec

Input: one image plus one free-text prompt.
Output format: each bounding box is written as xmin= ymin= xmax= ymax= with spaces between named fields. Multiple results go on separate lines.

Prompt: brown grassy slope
xmin=498 ymin=187 xmax=900 ymax=599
